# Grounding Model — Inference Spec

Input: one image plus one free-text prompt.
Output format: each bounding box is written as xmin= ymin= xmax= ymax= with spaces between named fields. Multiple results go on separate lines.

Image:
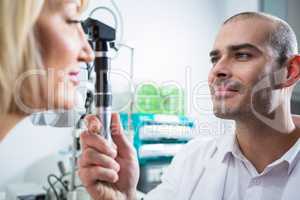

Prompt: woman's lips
xmin=68 ymin=71 xmax=80 ymax=85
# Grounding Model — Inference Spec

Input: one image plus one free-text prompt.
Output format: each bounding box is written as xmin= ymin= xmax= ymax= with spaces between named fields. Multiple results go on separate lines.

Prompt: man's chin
xmin=214 ymin=112 xmax=233 ymax=119
xmin=213 ymin=108 xmax=238 ymax=120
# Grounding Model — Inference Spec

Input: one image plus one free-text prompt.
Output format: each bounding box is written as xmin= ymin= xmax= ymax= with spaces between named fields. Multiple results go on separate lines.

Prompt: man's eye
xmin=235 ymin=52 xmax=252 ymax=60
xmin=210 ymin=56 xmax=220 ymax=64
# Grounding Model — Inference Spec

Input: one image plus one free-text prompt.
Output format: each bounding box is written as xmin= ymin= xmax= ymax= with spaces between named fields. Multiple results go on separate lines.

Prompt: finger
xmin=84 ymin=182 xmax=117 ymax=200
xmin=80 ymin=131 xmax=117 ymax=158
xmin=85 ymin=115 xmax=102 ymax=134
xmin=78 ymin=167 xmax=119 ymax=186
xmin=110 ymin=113 xmax=135 ymax=157
xmin=84 ymin=115 xmax=117 ymax=151
xmin=79 ymin=148 xmax=120 ymax=172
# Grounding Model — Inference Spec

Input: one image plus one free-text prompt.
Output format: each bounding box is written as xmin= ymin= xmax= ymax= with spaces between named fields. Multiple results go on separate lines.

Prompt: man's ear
xmin=282 ymin=55 xmax=300 ymax=87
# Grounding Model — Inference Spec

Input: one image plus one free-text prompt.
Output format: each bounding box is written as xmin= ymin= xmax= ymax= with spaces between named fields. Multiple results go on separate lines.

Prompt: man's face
xmin=208 ymin=18 xmax=278 ymax=119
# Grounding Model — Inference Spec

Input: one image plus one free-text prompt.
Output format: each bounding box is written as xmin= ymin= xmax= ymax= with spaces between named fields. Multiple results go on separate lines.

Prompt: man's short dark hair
xmin=224 ymin=12 xmax=298 ymax=66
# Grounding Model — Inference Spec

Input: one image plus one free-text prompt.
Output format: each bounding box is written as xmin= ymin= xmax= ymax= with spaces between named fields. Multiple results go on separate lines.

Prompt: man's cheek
xmin=207 ymin=73 xmax=214 ymax=85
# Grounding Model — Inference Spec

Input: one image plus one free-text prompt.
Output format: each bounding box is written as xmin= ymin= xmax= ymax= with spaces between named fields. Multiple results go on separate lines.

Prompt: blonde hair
xmin=0 ymin=0 xmax=88 ymax=114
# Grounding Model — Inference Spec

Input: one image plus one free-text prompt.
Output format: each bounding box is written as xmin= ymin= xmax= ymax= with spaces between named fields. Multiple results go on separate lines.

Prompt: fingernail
xmin=91 ymin=125 xmax=98 ymax=132
xmin=116 ymin=164 xmax=121 ymax=172
xmin=113 ymin=175 xmax=119 ymax=183
xmin=112 ymin=149 xmax=118 ymax=157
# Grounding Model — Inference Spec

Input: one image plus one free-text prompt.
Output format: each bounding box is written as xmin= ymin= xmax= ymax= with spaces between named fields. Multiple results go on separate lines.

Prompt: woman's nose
xmin=78 ymin=27 xmax=95 ymax=63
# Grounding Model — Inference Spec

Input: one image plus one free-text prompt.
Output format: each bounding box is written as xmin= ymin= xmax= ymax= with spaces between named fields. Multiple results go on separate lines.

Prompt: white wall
xmin=283 ymin=0 xmax=300 ymax=109
xmin=287 ymin=0 xmax=300 ymax=46
xmin=221 ymin=0 xmax=260 ymax=19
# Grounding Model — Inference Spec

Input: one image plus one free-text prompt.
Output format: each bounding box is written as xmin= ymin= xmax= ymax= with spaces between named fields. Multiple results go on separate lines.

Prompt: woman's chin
xmin=51 ymin=97 xmax=76 ymax=111
xmin=62 ymin=103 xmax=74 ymax=110
xmin=62 ymin=99 xmax=76 ymax=110
xmin=55 ymin=86 xmax=77 ymax=110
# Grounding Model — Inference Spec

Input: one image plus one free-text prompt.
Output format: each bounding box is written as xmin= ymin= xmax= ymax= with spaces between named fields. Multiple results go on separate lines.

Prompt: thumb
xmin=110 ymin=113 xmax=134 ymax=157
xmin=84 ymin=115 xmax=102 ymax=134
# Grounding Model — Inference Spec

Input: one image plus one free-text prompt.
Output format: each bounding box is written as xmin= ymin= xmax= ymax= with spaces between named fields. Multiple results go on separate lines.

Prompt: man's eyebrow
xmin=209 ymin=43 xmax=263 ymax=57
xmin=229 ymin=43 xmax=262 ymax=53
xmin=209 ymin=50 xmax=220 ymax=57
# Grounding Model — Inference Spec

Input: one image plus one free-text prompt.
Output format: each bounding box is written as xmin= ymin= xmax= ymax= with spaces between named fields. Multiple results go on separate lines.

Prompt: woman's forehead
xmin=47 ymin=0 xmax=83 ymax=12
xmin=64 ymin=0 xmax=81 ymax=7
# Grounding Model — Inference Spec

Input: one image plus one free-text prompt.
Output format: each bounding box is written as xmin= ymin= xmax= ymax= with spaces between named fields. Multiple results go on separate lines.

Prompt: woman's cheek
xmin=56 ymin=35 xmax=81 ymax=70
xmin=45 ymin=70 xmax=76 ymax=109
xmin=55 ymin=79 xmax=76 ymax=109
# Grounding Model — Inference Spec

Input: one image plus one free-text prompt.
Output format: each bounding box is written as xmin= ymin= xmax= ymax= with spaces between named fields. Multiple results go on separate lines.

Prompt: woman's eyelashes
xmin=66 ymin=19 xmax=81 ymax=24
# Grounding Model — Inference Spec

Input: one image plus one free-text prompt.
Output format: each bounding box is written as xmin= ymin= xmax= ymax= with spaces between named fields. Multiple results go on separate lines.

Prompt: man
xmin=78 ymin=12 xmax=300 ymax=200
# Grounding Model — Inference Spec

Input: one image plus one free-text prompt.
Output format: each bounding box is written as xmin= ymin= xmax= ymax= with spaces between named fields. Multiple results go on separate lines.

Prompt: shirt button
xmin=251 ymin=179 xmax=261 ymax=185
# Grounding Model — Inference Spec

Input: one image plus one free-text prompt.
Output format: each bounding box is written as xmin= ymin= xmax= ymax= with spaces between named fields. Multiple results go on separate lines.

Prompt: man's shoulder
xmin=174 ymin=136 xmax=217 ymax=163
xmin=175 ymin=135 xmax=234 ymax=163
xmin=183 ymin=136 xmax=217 ymax=153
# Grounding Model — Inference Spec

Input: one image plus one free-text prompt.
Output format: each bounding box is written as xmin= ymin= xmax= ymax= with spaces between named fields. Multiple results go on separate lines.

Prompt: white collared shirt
xmin=145 ymin=134 xmax=300 ymax=200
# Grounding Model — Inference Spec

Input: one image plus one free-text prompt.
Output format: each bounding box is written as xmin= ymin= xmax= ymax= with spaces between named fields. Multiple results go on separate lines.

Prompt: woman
xmin=0 ymin=1 xmax=139 ymax=199
xmin=0 ymin=0 xmax=94 ymax=140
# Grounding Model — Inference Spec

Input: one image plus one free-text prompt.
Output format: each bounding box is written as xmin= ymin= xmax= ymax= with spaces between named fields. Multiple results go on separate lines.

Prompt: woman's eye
xmin=66 ymin=19 xmax=81 ymax=25
xmin=235 ymin=52 xmax=252 ymax=61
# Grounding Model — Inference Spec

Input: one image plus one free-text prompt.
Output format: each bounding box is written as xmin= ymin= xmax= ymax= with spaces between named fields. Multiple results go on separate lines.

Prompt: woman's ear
xmin=282 ymin=55 xmax=300 ymax=88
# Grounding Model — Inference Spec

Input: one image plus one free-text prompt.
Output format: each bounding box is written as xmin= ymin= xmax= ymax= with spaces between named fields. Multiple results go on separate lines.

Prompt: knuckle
xmin=108 ymin=161 xmax=116 ymax=169
xmin=79 ymin=135 xmax=85 ymax=145
xmin=78 ymin=157 xmax=84 ymax=167
xmin=85 ymin=148 xmax=96 ymax=160
xmin=111 ymin=172 xmax=119 ymax=183
xmin=78 ymin=167 xmax=103 ymax=187
xmin=98 ymin=155 xmax=117 ymax=171
xmin=97 ymin=168 xmax=115 ymax=182
xmin=80 ymin=131 xmax=88 ymax=140
xmin=97 ymin=154 xmax=106 ymax=163
xmin=111 ymin=160 xmax=120 ymax=171
xmin=79 ymin=133 xmax=89 ymax=147
xmin=98 ymin=140 xmax=111 ymax=155
xmin=105 ymin=158 xmax=115 ymax=169
xmin=78 ymin=154 xmax=89 ymax=168
xmin=77 ymin=169 xmax=88 ymax=184
xmin=102 ymin=146 xmax=111 ymax=156
xmin=104 ymin=169 xmax=116 ymax=181
xmin=95 ymin=183 xmax=111 ymax=200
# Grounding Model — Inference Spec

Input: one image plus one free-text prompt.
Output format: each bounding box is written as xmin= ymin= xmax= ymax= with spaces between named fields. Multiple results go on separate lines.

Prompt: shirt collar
xmin=216 ymin=133 xmax=300 ymax=175
xmin=281 ymin=138 xmax=300 ymax=175
xmin=215 ymin=133 xmax=236 ymax=162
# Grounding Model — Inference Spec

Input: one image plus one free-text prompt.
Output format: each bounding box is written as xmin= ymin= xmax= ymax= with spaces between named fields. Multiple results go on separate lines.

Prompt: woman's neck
xmin=0 ymin=113 xmax=27 ymax=141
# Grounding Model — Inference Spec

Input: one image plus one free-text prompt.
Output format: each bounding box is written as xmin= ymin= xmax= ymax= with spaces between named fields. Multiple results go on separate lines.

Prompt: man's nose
xmin=212 ymin=57 xmax=232 ymax=79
